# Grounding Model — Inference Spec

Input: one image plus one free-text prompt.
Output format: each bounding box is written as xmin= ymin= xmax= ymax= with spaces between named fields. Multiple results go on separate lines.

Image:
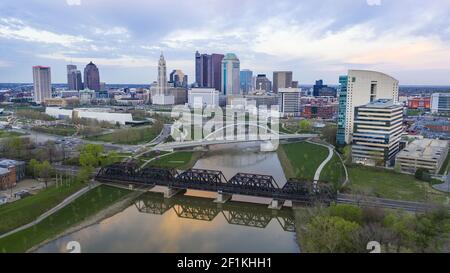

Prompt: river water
xmin=36 ymin=143 xmax=300 ymax=253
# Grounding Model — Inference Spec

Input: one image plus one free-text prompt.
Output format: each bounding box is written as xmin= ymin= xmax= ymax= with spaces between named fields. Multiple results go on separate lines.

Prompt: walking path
xmin=307 ymin=141 xmax=334 ymax=182
xmin=0 ymin=182 xmax=100 ymax=239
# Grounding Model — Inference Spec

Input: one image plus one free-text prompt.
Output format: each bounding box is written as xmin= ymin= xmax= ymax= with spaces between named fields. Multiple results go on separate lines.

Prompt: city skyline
xmin=0 ymin=0 xmax=450 ymax=85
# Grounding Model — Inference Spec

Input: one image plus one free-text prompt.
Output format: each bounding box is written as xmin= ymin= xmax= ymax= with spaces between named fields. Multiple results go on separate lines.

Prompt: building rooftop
xmin=0 ymin=167 xmax=10 ymax=175
xmin=0 ymin=159 xmax=25 ymax=167
xmin=360 ymin=99 xmax=401 ymax=109
xmin=397 ymin=139 xmax=449 ymax=160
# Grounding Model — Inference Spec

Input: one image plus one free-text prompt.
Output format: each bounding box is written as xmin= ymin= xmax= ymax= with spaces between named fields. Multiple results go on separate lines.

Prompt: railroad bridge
xmin=96 ymin=162 xmax=337 ymax=209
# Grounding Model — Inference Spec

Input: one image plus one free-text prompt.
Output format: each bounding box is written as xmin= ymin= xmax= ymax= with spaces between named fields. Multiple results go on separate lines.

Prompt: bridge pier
xmin=268 ymin=199 xmax=284 ymax=210
xmin=163 ymin=187 xmax=186 ymax=198
xmin=214 ymin=191 xmax=232 ymax=204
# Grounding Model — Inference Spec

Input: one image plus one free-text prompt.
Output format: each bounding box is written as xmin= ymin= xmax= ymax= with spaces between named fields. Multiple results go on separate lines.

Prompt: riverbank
xmin=0 ymin=181 xmax=85 ymax=235
xmin=28 ymin=189 xmax=141 ymax=253
xmin=0 ymin=185 xmax=131 ymax=253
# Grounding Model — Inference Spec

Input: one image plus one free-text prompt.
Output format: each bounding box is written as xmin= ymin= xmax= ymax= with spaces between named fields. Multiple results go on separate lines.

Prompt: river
xmin=36 ymin=143 xmax=300 ymax=253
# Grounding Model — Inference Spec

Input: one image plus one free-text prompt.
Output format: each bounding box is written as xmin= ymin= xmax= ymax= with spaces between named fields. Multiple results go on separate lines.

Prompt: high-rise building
xmin=84 ymin=62 xmax=100 ymax=91
xmin=273 ymin=71 xmax=293 ymax=93
xmin=240 ymin=69 xmax=253 ymax=95
xmin=221 ymin=53 xmax=240 ymax=95
xmin=278 ymin=88 xmax=301 ymax=117
xmin=336 ymin=70 xmax=399 ymax=145
xmin=152 ymin=53 xmax=174 ymax=105
xmin=195 ymin=51 xmax=224 ymax=91
xmin=255 ymin=74 xmax=272 ymax=93
xmin=67 ymin=65 xmax=83 ymax=91
xmin=431 ymin=93 xmax=450 ymax=114
xmin=32 ymin=66 xmax=52 ymax=104
xmin=170 ymin=69 xmax=188 ymax=88
xmin=313 ymin=79 xmax=337 ymax=97
xmin=352 ymin=99 xmax=403 ymax=167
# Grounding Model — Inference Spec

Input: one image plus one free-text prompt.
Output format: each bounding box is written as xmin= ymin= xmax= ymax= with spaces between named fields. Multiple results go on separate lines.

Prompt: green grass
xmin=277 ymin=142 xmax=329 ymax=181
xmin=321 ymin=152 xmax=346 ymax=185
xmin=439 ymin=151 xmax=450 ymax=175
xmin=0 ymin=181 xmax=85 ymax=235
xmin=0 ymin=185 xmax=130 ymax=253
xmin=32 ymin=125 xmax=77 ymax=136
xmin=406 ymin=109 xmax=424 ymax=116
xmin=347 ymin=165 xmax=450 ymax=203
xmin=86 ymin=124 xmax=162 ymax=145
xmin=0 ymin=130 xmax=22 ymax=138
xmin=149 ymin=152 xmax=200 ymax=170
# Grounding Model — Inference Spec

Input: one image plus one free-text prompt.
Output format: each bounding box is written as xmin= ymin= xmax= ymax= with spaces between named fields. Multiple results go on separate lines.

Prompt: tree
xmin=303 ymin=216 xmax=360 ymax=253
xmin=79 ymin=144 xmax=104 ymax=168
xmin=38 ymin=160 xmax=53 ymax=188
xmin=384 ymin=212 xmax=416 ymax=252
xmin=299 ymin=120 xmax=312 ymax=132
xmin=415 ymin=168 xmax=431 ymax=182
xmin=27 ymin=158 xmax=40 ymax=178
xmin=322 ymin=124 xmax=337 ymax=146
xmin=412 ymin=207 xmax=450 ymax=253
xmin=328 ymin=204 xmax=363 ymax=224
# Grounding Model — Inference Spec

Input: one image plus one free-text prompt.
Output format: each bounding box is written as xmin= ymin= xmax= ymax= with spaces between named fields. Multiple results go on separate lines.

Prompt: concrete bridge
xmin=153 ymin=133 xmax=318 ymax=151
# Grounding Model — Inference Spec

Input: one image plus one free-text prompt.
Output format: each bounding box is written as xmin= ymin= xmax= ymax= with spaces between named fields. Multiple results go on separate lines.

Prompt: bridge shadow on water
xmin=134 ymin=192 xmax=296 ymax=232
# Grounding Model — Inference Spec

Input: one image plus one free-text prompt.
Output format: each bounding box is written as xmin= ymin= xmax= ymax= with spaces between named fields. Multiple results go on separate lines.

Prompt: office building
xmin=313 ymin=79 xmax=337 ymax=97
xmin=221 ymin=53 xmax=240 ymax=96
xmin=152 ymin=53 xmax=174 ymax=105
xmin=188 ymin=88 xmax=220 ymax=108
xmin=278 ymin=88 xmax=301 ymax=117
xmin=255 ymin=74 xmax=272 ymax=93
xmin=352 ymin=99 xmax=403 ymax=167
xmin=396 ymin=139 xmax=449 ymax=175
xmin=0 ymin=159 xmax=25 ymax=182
xmin=431 ymin=93 xmax=450 ymax=114
xmin=170 ymin=69 xmax=188 ymax=88
xmin=240 ymin=69 xmax=253 ymax=94
xmin=407 ymin=97 xmax=430 ymax=109
xmin=195 ymin=51 xmax=224 ymax=91
xmin=32 ymin=66 xmax=52 ymax=104
xmin=67 ymin=65 xmax=83 ymax=91
xmin=336 ymin=70 xmax=399 ymax=145
xmin=273 ymin=71 xmax=293 ymax=93
xmin=84 ymin=62 xmax=100 ymax=91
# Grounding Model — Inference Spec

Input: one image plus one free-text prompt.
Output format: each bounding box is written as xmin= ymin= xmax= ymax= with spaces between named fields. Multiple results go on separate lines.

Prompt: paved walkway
xmin=0 ymin=182 xmax=100 ymax=239
xmin=433 ymin=174 xmax=450 ymax=193
xmin=308 ymin=141 xmax=334 ymax=182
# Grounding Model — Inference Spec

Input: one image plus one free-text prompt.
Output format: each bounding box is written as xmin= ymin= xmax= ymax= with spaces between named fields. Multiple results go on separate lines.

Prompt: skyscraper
xmin=221 ymin=53 xmax=240 ymax=95
xmin=170 ymin=69 xmax=188 ymax=88
xmin=313 ymin=79 xmax=336 ymax=97
xmin=255 ymin=74 xmax=272 ymax=93
xmin=84 ymin=62 xmax=100 ymax=91
xmin=32 ymin=66 xmax=52 ymax=104
xmin=195 ymin=51 xmax=224 ymax=91
xmin=67 ymin=65 xmax=83 ymax=91
xmin=152 ymin=53 xmax=174 ymax=105
xmin=240 ymin=69 xmax=253 ymax=94
xmin=273 ymin=71 xmax=293 ymax=93
xmin=336 ymin=70 xmax=399 ymax=145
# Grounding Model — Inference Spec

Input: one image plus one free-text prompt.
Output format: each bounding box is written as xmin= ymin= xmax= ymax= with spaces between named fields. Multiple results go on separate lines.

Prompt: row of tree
xmin=298 ymin=204 xmax=450 ymax=253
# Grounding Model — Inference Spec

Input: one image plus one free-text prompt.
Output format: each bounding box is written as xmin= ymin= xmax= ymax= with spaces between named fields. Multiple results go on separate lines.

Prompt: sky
xmin=0 ymin=0 xmax=450 ymax=85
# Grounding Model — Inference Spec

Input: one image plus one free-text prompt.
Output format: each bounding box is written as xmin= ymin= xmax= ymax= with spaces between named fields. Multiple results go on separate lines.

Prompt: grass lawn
xmin=0 ymin=185 xmax=130 ymax=253
xmin=321 ymin=152 xmax=346 ymax=185
xmin=347 ymin=165 xmax=450 ymax=203
xmin=32 ymin=124 xmax=77 ymax=136
xmin=86 ymin=124 xmax=162 ymax=145
xmin=0 ymin=181 xmax=85 ymax=235
xmin=277 ymin=142 xmax=329 ymax=181
xmin=0 ymin=130 xmax=22 ymax=138
xmin=148 ymin=152 xmax=201 ymax=170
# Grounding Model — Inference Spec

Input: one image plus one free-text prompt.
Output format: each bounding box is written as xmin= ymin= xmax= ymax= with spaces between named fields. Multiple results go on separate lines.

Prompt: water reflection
xmin=135 ymin=192 xmax=295 ymax=232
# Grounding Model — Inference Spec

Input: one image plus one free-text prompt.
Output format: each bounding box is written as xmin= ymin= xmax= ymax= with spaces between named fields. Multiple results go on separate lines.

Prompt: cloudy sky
xmin=0 ymin=0 xmax=450 ymax=85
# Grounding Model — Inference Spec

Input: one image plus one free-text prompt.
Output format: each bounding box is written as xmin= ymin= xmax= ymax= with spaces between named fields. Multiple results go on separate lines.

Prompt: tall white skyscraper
xmin=336 ymin=70 xmax=399 ymax=145
xmin=152 ymin=53 xmax=174 ymax=105
xmin=221 ymin=53 xmax=240 ymax=96
xmin=32 ymin=66 xmax=52 ymax=104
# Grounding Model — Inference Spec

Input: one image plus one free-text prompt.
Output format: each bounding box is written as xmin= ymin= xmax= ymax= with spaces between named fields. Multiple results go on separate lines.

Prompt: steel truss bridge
xmin=134 ymin=192 xmax=296 ymax=232
xmin=96 ymin=162 xmax=337 ymax=203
